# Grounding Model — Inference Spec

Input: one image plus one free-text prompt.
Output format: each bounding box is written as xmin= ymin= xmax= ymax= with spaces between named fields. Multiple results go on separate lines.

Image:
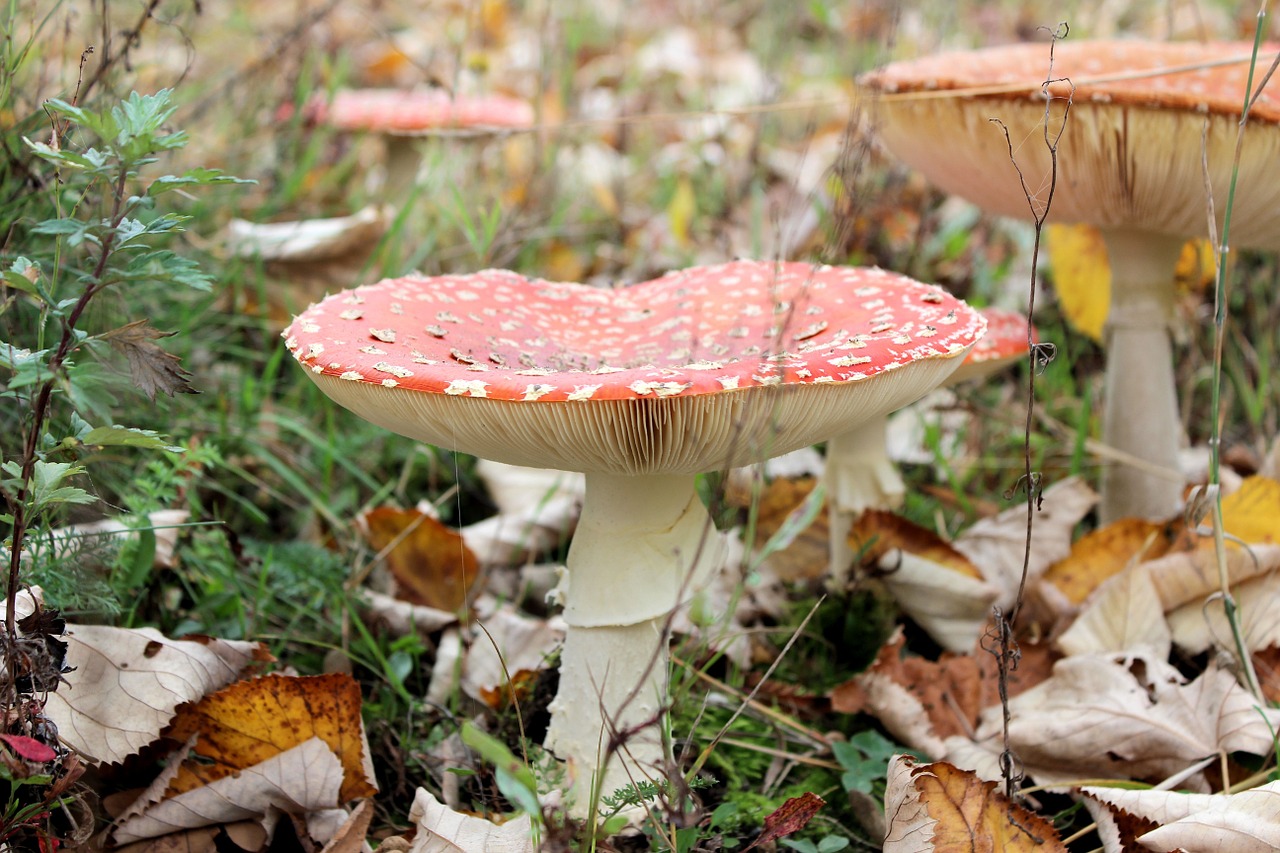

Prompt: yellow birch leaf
xmin=1220 ymin=475 xmax=1280 ymax=545
xmin=667 ymin=176 xmax=697 ymax=247
xmin=1047 ymin=222 xmax=1109 ymax=342
xmin=1043 ymin=517 xmax=1175 ymax=605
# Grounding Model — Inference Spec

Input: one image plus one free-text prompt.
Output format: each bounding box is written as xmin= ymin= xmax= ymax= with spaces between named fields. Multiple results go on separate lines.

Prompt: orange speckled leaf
xmin=748 ymin=792 xmax=825 ymax=850
xmin=884 ymin=756 xmax=1067 ymax=852
xmin=164 ymin=673 xmax=376 ymax=804
xmin=1042 ymin=518 xmax=1176 ymax=605
xmin=360 ymin=506 xmax=479 ymax=612
xmin=851 ymin=510 xmax=983 ymax=580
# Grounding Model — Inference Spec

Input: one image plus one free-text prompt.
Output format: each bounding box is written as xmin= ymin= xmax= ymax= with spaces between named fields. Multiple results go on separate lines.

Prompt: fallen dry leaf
xmin=832 ymin=629 xmax=1055 ymax=758
xmin=745 ymin=792 xmax=825 ymax=850
xmin=1055 ymin=562 xmax=1171 ymax=658
xmin=883 ymin=755 xmax=1066 ymax=852
xmin=359 ymin=506 xmax=479 ymax=612
xmin=1040 ymin=517 xmax=1175 ymax=608
xmin=101 ymin=320 xmax=196 ymax=399
xmin=407 ymin=787 xmax=535 ymax=853
xmin=113 ymin=736 xmax=348 ymax=844
xmin=1168 ymin=570 xmax=1280 ymax=654
xmin=462 ymin=604 xmax=564 ymax=707
xmin=988 ymin=654 xmax=1280 ymax=789
xmin=43 ymin=625 xmax=270 ymax=765
xmin=953 ymin=476 xmax=1097 ymax=609
xmin=1082 ymin=781 xmax=1280 ymax=853
xmin=162 ymin=673 xmax=377 ymax=804
xmin=851 ymin=511 xmax=997 ymax=652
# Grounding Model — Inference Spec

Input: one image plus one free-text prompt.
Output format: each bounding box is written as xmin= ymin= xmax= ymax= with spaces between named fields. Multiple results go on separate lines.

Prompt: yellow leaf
xmin=164 ymin=673 xmax=377 ymax=804
xmin=1220 ymin=476 xmax=1280 ymax=545
xmin=667 ymin=176 xmax=697 ymax=247
xmin=1175 ymin=238 xmax=1217 ymax=294
xmin=1043 ymin=517 xmax=1176 ymax=605
xmin=1047 ymin=223 xmax=1109 ymax=342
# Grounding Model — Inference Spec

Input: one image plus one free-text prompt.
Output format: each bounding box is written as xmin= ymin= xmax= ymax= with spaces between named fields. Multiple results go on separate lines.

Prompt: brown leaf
xmin=884 ymin=756 xmax=1067 ymax=852
xmin=163 ymin=673 xmax=377 ymax=803
xmin=831 ymin=629 xmax=1055 ymax=756
xmin=102 ymin=320 xmax=197 ymax=399
xmin=359 ymin=507 xmax=479 ymax=612
xmin=745 ymin=792 xmax=825 ymax=851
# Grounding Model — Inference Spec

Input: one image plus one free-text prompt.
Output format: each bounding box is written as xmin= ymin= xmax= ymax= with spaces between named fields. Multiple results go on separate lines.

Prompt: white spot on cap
xmin=381 ymin=379 xmax=399 ymax=387
xmin=360 ymin=345 xmax=387 ymax=355
xmin=306 ymin=343 xmax=325 ymax=358
xmin=832 ymin=355 xmax=872 ymax=367
xmin=339 ymin=309 xmax=363 ymax=321
xmin=373 ymin=362 xmax=413 ymax=378
xmin=567 ymin=384 xmax=601 ymax=401
xmin=370 ymin=328 xmax=397 ymax=342
xmin=522 ymin=383 xmax=555 ymax=400
xmin=444 ymin=380 xmax=489 ymax=397
xmin=339 ymin=371 xmax=364 ymax=381
xmin=717 ymin=376 xmax=740 ymax=390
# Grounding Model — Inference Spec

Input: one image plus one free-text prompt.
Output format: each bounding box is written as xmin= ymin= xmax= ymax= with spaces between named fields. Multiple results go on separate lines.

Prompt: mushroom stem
xmin=544 ymin=471 xmax=723 ymax=814
xmin=825 ymin=417 xmax=905 ymax=585
xmin=1098 ymin=228 xmax=1186 ymax=523
xmin=383 ymin=136 xmax=422 ymax=194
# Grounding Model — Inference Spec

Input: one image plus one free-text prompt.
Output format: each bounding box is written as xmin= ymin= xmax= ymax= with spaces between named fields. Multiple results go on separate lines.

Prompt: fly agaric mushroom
xmin=282 ymin=260 xmax=984 ymax=810
xmin=827 ymin=306 xmax=1035 ymax=582
xmin=305 ymin=88 xmax=535 ymax=191
xmin=860 ymin=40 xmax=1280 ymax=523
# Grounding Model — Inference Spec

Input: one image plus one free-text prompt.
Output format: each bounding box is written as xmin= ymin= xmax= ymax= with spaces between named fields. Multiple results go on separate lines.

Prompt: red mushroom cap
xmin=948 ymin=306 xmax=1035 ymax=384
xmin=308 ymin=88 xmax=535 ymax=133
xmin=860 ymin=40 xmax=1280 ymax=248
xmin=866 ymin=40 xmax=1280 ymax=121
xmin=283 ymin=260 xmax=986 ymax=474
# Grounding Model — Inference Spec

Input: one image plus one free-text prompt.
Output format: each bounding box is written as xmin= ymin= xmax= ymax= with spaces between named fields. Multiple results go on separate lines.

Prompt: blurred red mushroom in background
xmin=860 ymin=39 xmax=1280 ymax=523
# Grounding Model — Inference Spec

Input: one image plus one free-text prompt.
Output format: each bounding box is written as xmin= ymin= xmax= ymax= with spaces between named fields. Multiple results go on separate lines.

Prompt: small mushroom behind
xmin=860 ymin=39 xmax=1280 ymax=523
xmin=304 ymin=88 xmax=535 ymax=193
xmin=282 ymin=260 xmax=985 ymax=812
xmin=826 ymin=307 xmax=1035 ymax=583
xmin=224 ymin=204 xmax=391 ymax=325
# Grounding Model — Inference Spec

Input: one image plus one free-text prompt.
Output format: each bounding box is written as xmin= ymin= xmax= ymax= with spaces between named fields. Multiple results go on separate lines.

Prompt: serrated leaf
xmin=29 ymin=218 xmax=89 ymax=237
xmin=99 ymin=320 xmax=196 ymax=399
xmin=29 ymin=461 xmax=97 ymax=513
xmin=82 ymin=425 xmax=183 ymax=452
xmin=120 ymin=250 xmax=213 ymax=291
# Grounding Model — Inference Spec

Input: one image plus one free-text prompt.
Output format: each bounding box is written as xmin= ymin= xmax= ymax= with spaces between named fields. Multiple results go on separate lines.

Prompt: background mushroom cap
xmin=860 ymin=39 xmax=1280 ymax=247
xmin=283 ymin=261 xmax=986 ymax=475
xmin=948 ymin=306 xmax=1035 ymax=384
xmin=309 ymin=88 xmax=536 ymax=133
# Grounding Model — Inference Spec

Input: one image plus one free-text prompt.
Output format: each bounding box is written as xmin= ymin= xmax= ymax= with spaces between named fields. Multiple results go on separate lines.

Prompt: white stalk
xmin=825 ymin=418 xmax=906 ymax=585
xmin=544 ymin=471 xmax=723 ymax=815
xmin=1098 ymin=228 xmax=1186 ymax=524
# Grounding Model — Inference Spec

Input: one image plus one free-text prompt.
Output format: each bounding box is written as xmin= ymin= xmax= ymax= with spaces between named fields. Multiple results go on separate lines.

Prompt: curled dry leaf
xmin=43 ymin=625 xmax=270 ymax=765
xmin=1168 ymin=570 xmax=1280 ymax=654
xmin=745 ymin=792 xmax=826 ymax=850
xmin=462 ymin=604 xmax=564 ymax=707
xmin=953 ymin=476 xmax=1097 ymax=609
xmin=463 ymin=462 xmax=584 ymax=567
xmin=850 ymin=510 xmax=998 ymax=652
xmin=100 ymin=320 xmax=197 ymax=400
xmin=113 ymin=736 xmax=347 ymax=844
xmin=358 ymin=506 xmax=479 ymax=612
xmin=1082 ymin=781 xmax=1280 ymax=853
xmin=407 ymin=787 xmax=535 ymax=853
xmin=883 ymin=755 xmax=1067 ymax=852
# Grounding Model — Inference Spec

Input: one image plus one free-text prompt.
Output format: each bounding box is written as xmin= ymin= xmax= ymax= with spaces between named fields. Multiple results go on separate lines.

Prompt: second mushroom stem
xmin=1098 ymin=228 xmax=1187 ymax=524
xmin=543 ymin=471 xmax=724 ymax=814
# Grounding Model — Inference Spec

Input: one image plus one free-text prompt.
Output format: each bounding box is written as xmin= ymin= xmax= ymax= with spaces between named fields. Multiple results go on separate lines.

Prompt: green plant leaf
xmin=460 ymin=721 xmax=538 ymax=797
xmin=81 ymin=426 xmax=183 ymax=452
xmin=149 ymin=168 xmax=256 ymax=196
